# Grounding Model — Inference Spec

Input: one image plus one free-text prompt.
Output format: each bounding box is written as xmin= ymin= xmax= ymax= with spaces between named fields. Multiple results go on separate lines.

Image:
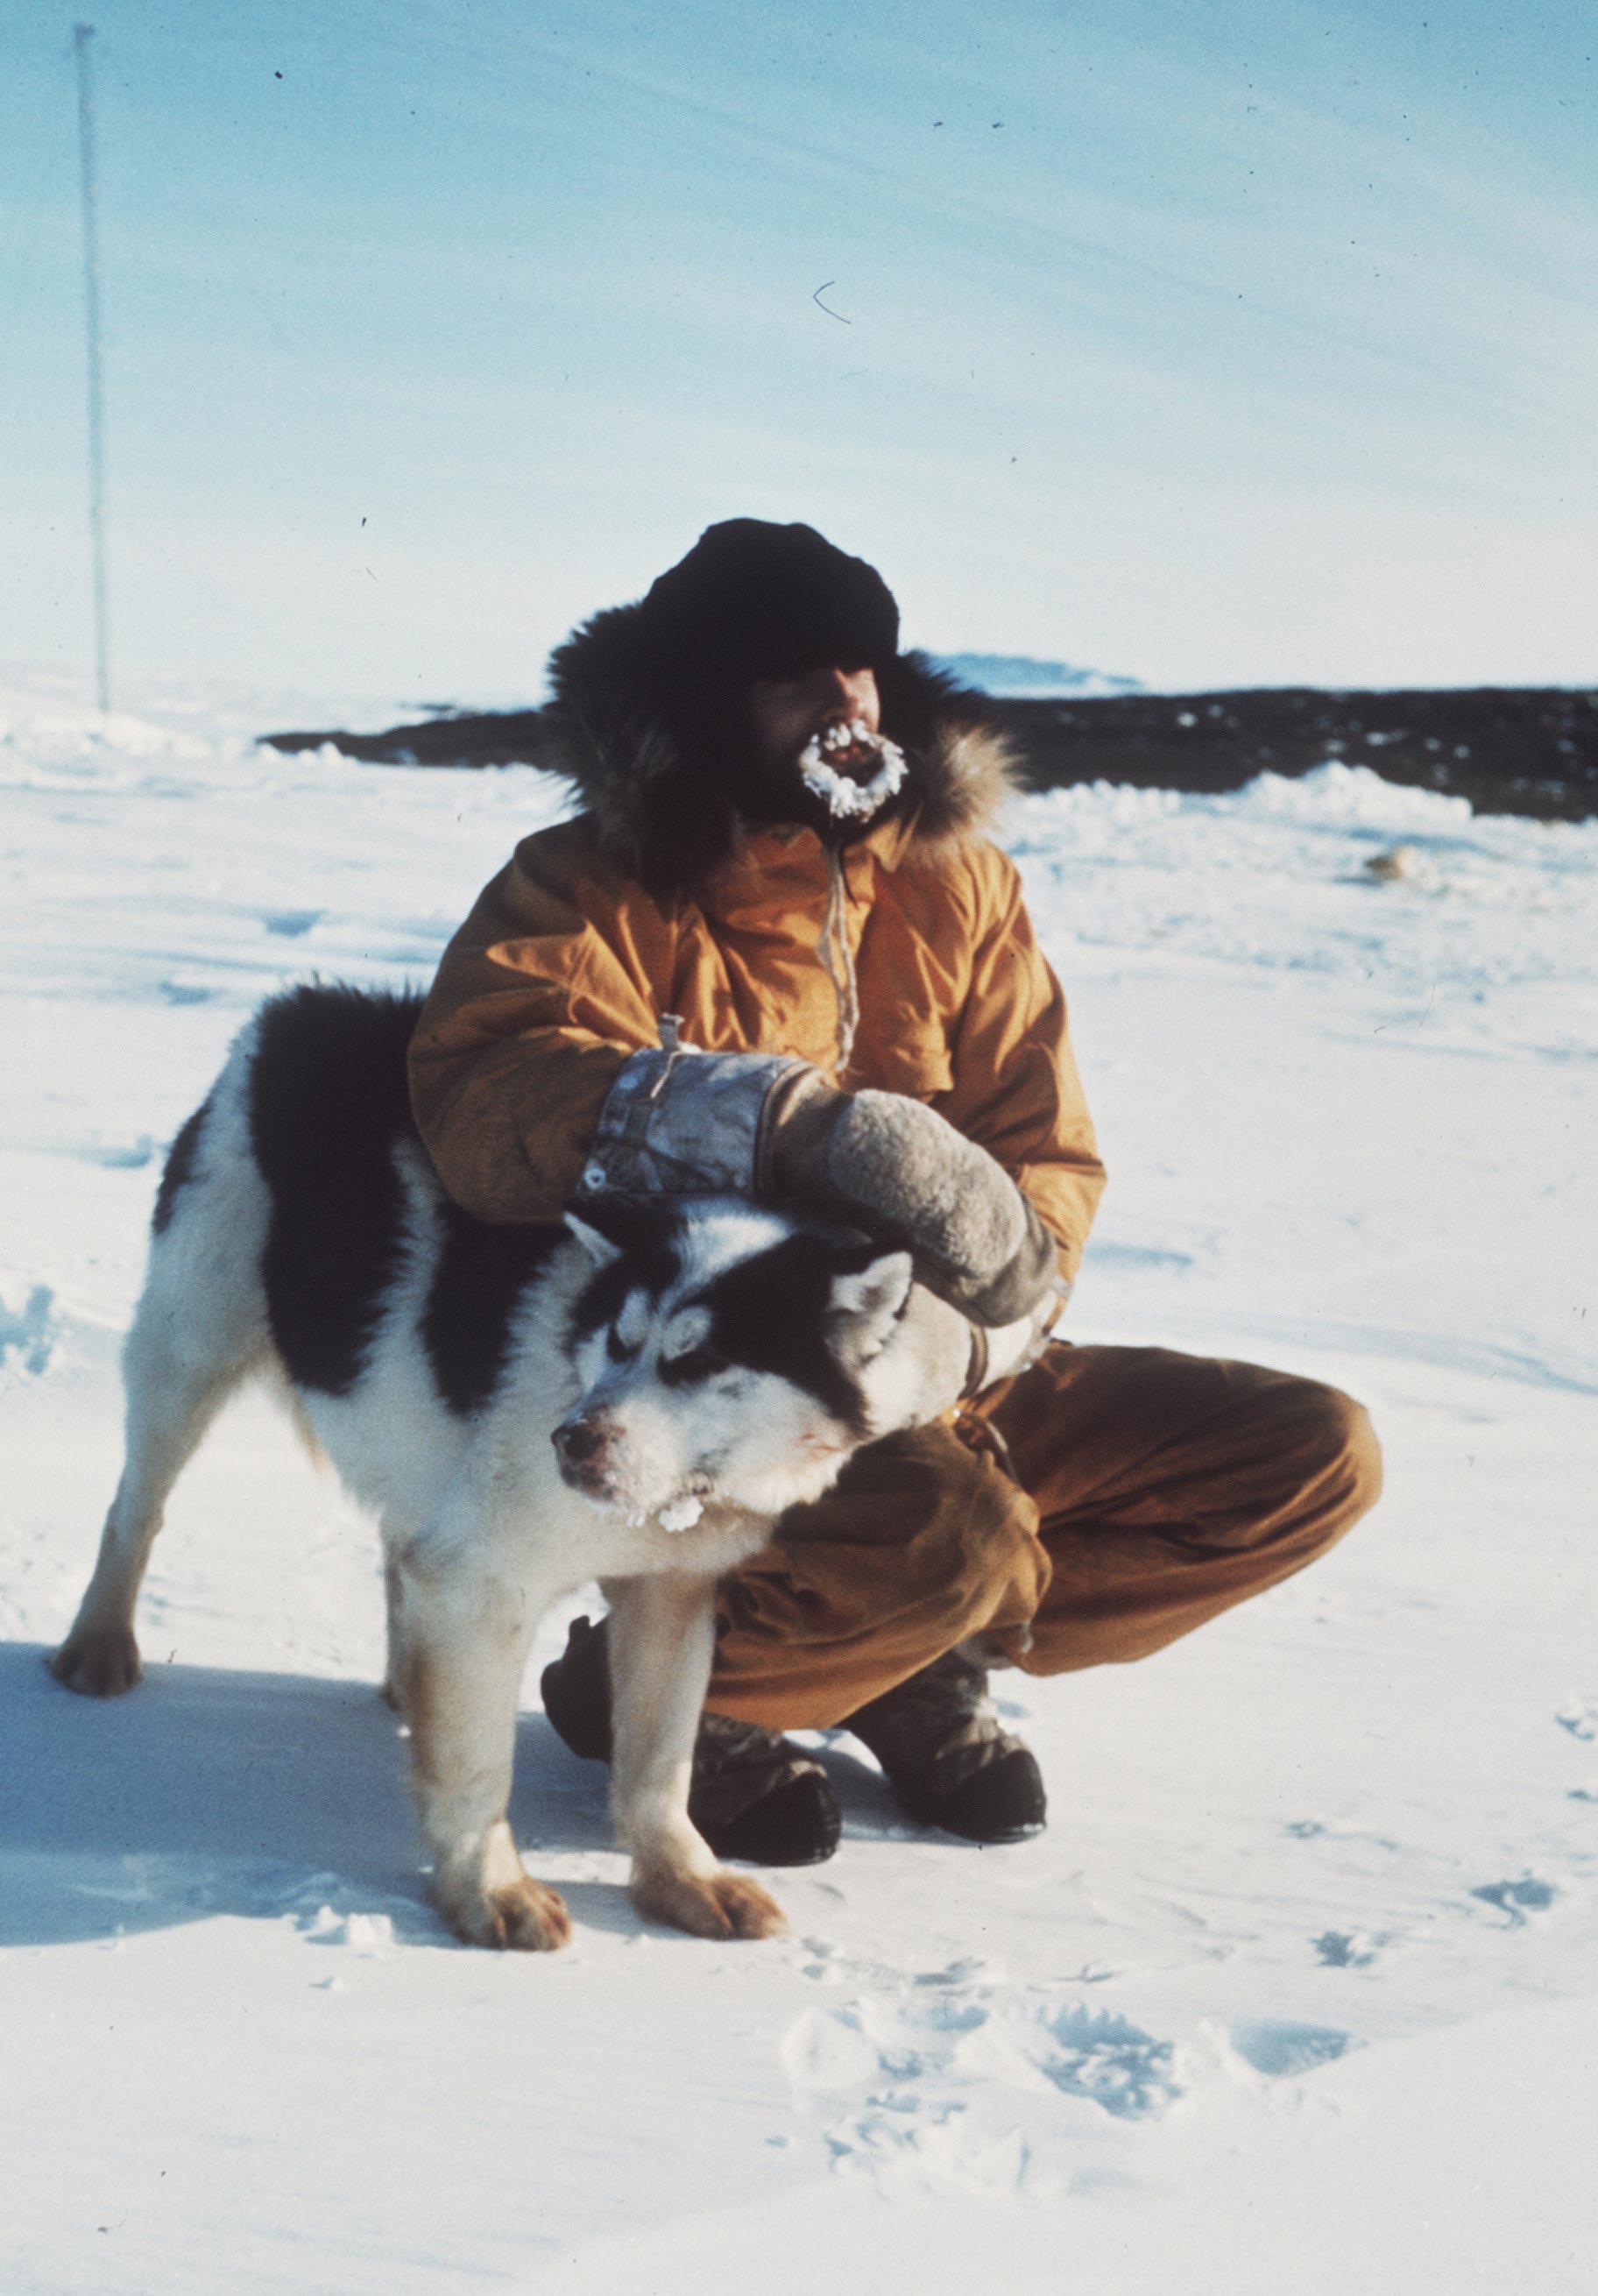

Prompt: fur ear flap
xmin=828 ymin=1249 xmax=914 ymax=1361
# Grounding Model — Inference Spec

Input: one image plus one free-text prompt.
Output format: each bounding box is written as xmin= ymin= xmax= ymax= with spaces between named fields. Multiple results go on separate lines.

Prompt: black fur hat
xmin=638 ymin=520 xmax=901 ymax=682
xmin=544 ymin=521 xmax=1013 ymax=896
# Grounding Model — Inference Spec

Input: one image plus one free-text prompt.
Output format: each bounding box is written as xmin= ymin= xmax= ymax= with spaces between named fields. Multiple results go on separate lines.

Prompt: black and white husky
xmin=51 ymin=986 xmax=965 ymax=1949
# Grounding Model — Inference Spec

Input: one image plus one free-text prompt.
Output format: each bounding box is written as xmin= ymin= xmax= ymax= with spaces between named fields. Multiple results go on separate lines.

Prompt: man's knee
xmin=1181 ymin=1366 xmax=1382 ymax=1561
xmin=709 ymin=1424 xmax=1050 ymax=1726
xmin=941 ymin=1478 xmax=1052 ymax=1639
xmin=828 ymin=1421 xmax=1051 ymax=1636
xmin=1299 ymin=1381 xmax=1383 ymax=1527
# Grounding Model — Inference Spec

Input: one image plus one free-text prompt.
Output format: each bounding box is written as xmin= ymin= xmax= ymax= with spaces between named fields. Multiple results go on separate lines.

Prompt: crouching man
xmin=407 ymin=519 xmax=1381 ymax=1864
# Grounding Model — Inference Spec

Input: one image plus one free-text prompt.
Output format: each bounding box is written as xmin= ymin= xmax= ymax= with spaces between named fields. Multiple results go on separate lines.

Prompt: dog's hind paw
xmin=449 ymin=1875 xmax=573 ymax=1952
xmin=49 ymin=1625 xmax=143 ymax=1697
xmin=633 ymin=1864 xmax=788 ymax=1942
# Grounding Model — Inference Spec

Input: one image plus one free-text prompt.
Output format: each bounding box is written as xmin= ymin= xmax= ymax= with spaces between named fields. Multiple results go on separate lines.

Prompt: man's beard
xmin=731 ymin=715 xmax=911 ymax=840
xmin=795 ymin=720 xmax=908 ymax=822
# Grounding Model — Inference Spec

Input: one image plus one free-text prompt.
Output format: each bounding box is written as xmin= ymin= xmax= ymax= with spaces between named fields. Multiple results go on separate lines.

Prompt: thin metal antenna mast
xmin=74 ymin=23 xmax=111 ymax=713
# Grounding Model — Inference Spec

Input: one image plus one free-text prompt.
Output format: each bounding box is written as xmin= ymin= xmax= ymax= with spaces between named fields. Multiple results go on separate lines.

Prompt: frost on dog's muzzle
xmin=797 ymin=720 xmax=907 ymax=821
xmin=635 ymin=1494 xmax=704 ymax=1534
xmin=552 ymin=1414 xmax=710 ymax=1532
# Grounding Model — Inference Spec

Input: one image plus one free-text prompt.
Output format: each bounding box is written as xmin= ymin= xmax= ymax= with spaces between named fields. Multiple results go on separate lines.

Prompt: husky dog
xmin=50 ymin=986 xmax=967 ymax=1949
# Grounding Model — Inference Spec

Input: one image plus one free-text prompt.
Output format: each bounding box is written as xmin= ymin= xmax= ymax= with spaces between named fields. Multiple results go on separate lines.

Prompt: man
xmin=407 ymin=519 xmax=1381 ymax=1867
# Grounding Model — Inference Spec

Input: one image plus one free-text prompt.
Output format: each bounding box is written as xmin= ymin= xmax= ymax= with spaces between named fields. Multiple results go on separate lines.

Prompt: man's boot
xmin=840 ymin=1642 xmax=1047 ymax=1844
xmin=540 ymin=1614 xmax=842 ymax=1867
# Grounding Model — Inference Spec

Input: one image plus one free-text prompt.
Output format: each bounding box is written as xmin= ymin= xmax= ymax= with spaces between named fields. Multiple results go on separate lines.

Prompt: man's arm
xmin=412 ymin=827 xmax=1101 ymax=1362
xmin=569 ymin=845 xmax=1103 ymax=1341
xmin=407 ymin=824 xmax=671 ymax=1222
xmin=933 ymin=842 xmax=1107 ymax=1288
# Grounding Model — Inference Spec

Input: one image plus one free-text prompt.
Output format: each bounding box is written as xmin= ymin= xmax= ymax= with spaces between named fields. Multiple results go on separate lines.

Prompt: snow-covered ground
xmin=2 ymin=674 xmax=1594 ymax=2292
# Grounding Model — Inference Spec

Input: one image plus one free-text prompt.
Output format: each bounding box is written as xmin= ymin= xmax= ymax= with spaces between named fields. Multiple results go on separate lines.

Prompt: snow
xmin=3 ymin=675 xmax=1595 ymax=2292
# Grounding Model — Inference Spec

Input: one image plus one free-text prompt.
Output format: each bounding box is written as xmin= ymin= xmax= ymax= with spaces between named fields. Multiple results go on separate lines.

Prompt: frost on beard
xmin=798 ymin=721 xmax=908 ymax=821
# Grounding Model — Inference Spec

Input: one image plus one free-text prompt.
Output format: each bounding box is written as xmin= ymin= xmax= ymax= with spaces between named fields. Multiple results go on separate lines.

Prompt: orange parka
xmin=407 ymin=712 xmax=1107 ymax=1283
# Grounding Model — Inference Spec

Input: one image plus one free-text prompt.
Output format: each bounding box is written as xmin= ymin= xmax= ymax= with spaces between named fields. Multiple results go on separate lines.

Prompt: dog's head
xmin=553 ymin=1195 xmax=953 ymax=1524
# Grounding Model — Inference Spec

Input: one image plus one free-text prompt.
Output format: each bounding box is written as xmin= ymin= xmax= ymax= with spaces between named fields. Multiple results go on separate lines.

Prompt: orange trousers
xmin=706 ymin=1342 xmax=1382 ymax=1730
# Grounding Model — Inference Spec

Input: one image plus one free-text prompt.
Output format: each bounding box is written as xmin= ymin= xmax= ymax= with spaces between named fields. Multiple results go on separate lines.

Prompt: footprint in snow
xmin=824 ymin=2108 xmax=1035 ymax=2200
xmin=781 ymin=1974 xmax=1183 ymax=2197
xmin=1228 ymin=2021 xmax=1358 ymax=2078
xmin=1469 ymin=1876 xmax=1559 ymax=1927
xmin=1024 ymin=2002 xmax=1183 ymax=2118
xmin=785 ymin=1990 xmax=1177 ymax=2118
xmin=912 ymin=1955 xmax=997 ymax=1988
xmin=1555 ymin=1699 xmax=1598 ymax=1742
xmin=1313 ymin=1929 xmax=1384 ymax=1968
xmin=0 ymin=1284 xmax=56 ymax=1377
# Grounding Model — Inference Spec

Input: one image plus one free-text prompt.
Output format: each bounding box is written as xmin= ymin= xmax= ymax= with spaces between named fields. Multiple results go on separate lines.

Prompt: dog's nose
xmin=552 ymin=1418 xmax=604 ymax=1467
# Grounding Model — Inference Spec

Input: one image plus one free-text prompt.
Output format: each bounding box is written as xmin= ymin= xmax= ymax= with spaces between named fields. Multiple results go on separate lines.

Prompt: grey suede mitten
xmin=764 ymin=1071 xmax=1058 ymax=1327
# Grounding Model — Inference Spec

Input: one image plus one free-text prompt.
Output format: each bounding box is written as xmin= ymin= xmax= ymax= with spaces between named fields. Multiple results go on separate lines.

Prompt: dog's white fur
xmin=51 ymin=1005 xmax=967 ymax=1949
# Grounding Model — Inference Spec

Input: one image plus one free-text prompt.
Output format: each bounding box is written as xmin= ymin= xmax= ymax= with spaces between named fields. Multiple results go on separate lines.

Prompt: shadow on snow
xmin=0 ymin=1641 xmax=638 ymax=1950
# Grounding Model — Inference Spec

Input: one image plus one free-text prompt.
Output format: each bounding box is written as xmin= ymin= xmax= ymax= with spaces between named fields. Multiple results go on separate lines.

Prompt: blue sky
xmin=5 ymin=0 xmax=1595 ymax=704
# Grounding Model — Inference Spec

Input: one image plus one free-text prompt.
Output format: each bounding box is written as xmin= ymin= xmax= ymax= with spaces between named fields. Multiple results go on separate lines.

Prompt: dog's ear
xmin=827 ymin=1248 xmax=914 ymax=1361
xmin=563 ymin=1208 xmax=624 ymax=1266
xmin=562 ymin=1193 xmax=668 ymax=1266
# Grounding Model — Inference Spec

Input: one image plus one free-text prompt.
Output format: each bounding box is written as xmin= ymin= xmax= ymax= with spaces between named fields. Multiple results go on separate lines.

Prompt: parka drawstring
xmin=817 ymin=847 xmax=861 ymax=1075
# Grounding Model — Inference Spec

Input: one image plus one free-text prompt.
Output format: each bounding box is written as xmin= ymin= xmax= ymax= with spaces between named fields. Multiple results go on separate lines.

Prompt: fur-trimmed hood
xmin=541 ymin=601 xmax=1019 ymax=897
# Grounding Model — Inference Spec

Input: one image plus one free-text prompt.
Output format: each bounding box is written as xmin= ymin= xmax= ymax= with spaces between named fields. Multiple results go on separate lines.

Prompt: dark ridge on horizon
xmin=260 ymin=683 xmax=1598 ymax=823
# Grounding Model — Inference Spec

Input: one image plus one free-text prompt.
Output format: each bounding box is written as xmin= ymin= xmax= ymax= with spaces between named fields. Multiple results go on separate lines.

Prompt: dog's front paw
xmin=49 ymin=1626 xmax=142 ymax=1697
xmin=444 ymin=1874 xmax=573 ymax=1952
xmin=632 ymin=1862 xmax=787 ymax=1941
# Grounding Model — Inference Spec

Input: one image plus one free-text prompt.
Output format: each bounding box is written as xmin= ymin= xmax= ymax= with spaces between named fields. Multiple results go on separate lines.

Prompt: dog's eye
xmin=606 ymin=1326 xmax=638 ymax=1364
xmin=662 ymin=1345 xmax=730 ymax=1385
